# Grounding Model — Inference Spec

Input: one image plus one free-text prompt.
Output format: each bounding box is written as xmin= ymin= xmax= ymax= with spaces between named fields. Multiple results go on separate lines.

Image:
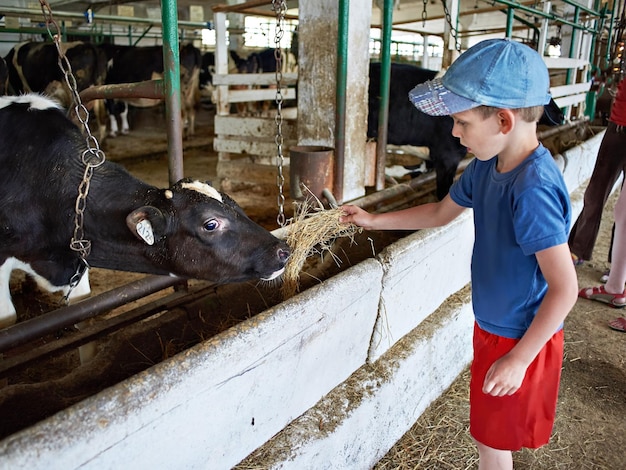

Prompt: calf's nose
xmin=277 ymin=247 xmax=291 ymax=263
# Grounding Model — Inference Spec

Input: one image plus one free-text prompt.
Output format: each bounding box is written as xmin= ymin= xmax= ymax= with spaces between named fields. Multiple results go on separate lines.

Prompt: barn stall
xmin=0 ymin=0 xmax=620 ymax=468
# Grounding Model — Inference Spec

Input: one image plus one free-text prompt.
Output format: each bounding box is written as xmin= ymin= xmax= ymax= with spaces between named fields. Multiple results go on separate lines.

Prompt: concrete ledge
xmin=238 ymin=288 xmax=474 ymax=469
xmin=560 ymin=130 xmax=605 ymax=193
xmin=369 ymin=212 xmax=473 ymax=361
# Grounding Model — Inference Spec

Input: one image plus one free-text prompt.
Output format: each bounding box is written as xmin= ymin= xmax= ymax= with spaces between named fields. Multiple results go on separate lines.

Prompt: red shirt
xmin=609 ymin=79 xmax=626 ymax=126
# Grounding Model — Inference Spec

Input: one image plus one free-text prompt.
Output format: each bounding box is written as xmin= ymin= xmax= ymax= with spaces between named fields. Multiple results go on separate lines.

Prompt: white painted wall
xmin=0 ymin=131 xmax=606 ymax=469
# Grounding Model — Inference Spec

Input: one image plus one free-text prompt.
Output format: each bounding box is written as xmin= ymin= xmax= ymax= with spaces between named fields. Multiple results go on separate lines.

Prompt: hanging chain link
xmin=272 ymin=0 xmax=288 ymax=227
xmin=441 ymin=0 xmax=462 ymax=53
xmin=39 ymin=0 xmax=106 ymax=300
xmin=422 ymin=0 xmax=428 ymax=27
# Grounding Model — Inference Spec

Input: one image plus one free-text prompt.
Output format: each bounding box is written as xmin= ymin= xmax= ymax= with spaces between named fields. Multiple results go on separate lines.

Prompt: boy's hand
xmin=339 ymin=205 xmax=376 ymax=230
xmin=482 ymin=353 xmax=528 ymax=396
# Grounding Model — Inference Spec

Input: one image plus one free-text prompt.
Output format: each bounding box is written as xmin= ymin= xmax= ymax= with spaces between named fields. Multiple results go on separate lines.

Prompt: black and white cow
xmin=230 ymin=47 xmax=298 ymax=75
xmin=199 ymin=51 xmax=215 ymax=91
xmin=103 ymin=43 xmax=202 ymax=138
xmin=4 ymin=41 xmax=108 ymax=138
xmin=228 ymin=48 xmax=298 ymax=116
xmin=0 ymin=94 xmax=290 ymax=328
xmin=230 ymin=48 xmax=279 ymax=74
xmin=368 ymin=62 xmax=565 ymax=200
xmin=368 ymin=62 xmax=467 ymax=200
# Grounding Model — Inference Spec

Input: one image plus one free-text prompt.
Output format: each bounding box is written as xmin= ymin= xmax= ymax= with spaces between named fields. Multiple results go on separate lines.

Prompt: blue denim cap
xmin=409 ymin=39 xmax=552 ymax=116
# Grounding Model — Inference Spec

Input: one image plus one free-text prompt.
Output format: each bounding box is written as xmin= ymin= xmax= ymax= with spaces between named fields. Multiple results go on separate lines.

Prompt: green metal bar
xmin=505 ymin=7 xmax=514 ymax=38
xmin=566 ymin=7 xmax=581 ymax=84
xmin=561 ymin=0 xmax=603 ymax=17
xmin=132 ymin=25 xmax=155 ymax=46
xmin=375 ymin=0 xmax=394 ymax=191
xmin=161 ymin=0 xmax=183 ymax=186
xmin=491 ymin=0 xmax=600 ymax=34
xmin=495 ymin=8 xmax=539 ymax=42
xmin=335 ymin=0 xmax=349 ymax=202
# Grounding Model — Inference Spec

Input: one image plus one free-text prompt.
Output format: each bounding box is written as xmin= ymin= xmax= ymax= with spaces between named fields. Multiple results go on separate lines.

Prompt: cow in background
xmin=369 ymin=62 xmax=566 ymax=200
xmin=368 ymin=62 xmax=468 ymax=200
xmin=229 ymin=48 xmax=298 ymax=116
xmin=199 ymin=51 xmax=215 ymax=93
xmin=230 ymin=47 xmax=298 ymax=76
xmin=4 ymin=41 xmax=108 ymax=140
xmin=103 ymin=43 xmax=202 ymax=138
xmin=231 ymin=48 xmax=280 ymax=74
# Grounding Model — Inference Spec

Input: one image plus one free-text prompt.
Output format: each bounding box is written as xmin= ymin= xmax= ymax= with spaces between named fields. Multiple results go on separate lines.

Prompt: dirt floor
xmin=2 ymin=105 xmax=624 ymax=468
xmin=375 ymin=190 xmax=626 ymax=469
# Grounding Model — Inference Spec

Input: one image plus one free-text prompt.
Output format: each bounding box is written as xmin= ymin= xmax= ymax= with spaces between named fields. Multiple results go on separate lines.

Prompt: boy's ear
xmin=497 ymin=109 xmax=515 ymax=134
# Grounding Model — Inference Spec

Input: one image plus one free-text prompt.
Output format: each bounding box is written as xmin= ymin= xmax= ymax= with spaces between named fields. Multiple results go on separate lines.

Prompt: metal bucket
xmin=289 ymin=146 xmax=334 ymax=202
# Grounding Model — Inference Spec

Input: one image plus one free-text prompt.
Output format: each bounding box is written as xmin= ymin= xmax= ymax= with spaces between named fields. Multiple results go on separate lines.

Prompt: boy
xmin=340 ymin=39 xmax=579 ymax=469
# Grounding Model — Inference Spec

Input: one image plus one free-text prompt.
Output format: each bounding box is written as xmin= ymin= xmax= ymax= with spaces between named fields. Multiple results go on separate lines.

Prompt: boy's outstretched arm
xmin=482 ymin=242 xmax=579 ymax=397
xmin=339 ymin=194 xmax=466 ymax=231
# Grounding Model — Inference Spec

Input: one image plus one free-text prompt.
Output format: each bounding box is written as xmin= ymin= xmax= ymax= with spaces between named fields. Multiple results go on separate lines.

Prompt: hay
xmin=281 ymin=195 xmax=362 ymax=300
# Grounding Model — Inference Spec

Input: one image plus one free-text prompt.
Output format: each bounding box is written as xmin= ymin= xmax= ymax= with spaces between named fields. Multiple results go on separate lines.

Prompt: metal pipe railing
xmin=374 ymin=0 xmax=394 ymax=193
xmin=161 ymin=0 xmax=184 ymax=185
xmin=334 ymin=0 xmax=349 ymax=203
xmin=0 ymin=275 xmax=184 ymax=353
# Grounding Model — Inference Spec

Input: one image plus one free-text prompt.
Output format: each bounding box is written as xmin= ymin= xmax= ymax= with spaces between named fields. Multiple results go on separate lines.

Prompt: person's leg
xmin=578 ymin=188 xmax=626 ymax=308
xmin=606 ymin=188 xmax=626 ymax=293
xmin=475 ymin=439 xmax=513 ymax=470
xmin=569 ymin=125 xmax=626 ymax=260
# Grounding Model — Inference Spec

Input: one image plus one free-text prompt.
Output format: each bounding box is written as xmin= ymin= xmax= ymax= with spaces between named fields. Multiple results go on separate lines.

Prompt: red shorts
xmin=469 ymin=322 xmax=564 ymax=451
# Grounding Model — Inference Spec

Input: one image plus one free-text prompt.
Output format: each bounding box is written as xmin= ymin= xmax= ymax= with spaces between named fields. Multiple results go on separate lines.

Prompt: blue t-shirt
xmin=449 ymin=144 xmax=571 ymax=339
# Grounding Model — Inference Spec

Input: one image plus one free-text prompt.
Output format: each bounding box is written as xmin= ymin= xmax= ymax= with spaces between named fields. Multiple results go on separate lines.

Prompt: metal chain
xmin=422 ymin=0 xmax=428 ymax=27
xmin=39 ymin=0 xmax=106 ymax=300
xmin=272 ymin=0 xmax=287 ymax=227
xmin=441 ymin=0 xmax=462 ymax=52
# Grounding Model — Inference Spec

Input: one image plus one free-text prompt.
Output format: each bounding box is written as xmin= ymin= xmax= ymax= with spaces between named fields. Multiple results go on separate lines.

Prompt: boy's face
xmin=450 ymin=108 xmax=506 ymax=161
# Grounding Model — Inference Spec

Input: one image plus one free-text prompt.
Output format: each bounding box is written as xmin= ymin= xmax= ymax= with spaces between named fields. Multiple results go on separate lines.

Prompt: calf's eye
xmin=203 ymin=219 xmax=220 ymax=231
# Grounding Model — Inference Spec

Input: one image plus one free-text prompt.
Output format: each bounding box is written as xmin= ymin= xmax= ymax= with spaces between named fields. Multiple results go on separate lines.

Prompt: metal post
xmin=506 ymin=7 xmax=514 ymax=38
xmin=161 ymin=0 xmax=184 ymax=186
xmin=375 ymin=0 xmax=394 ymax=192
xmin=334 ymin=0 xmax=349 ymax=202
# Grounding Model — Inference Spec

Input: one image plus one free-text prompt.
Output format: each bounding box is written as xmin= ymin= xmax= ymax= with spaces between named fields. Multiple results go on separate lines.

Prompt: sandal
xmin=608 ymin=317 xmax=626 ymax=332
xmin=578 ymin=285 xmax=626 ymax=308
xmin=571 ymin=253 xmax=584 ymax=266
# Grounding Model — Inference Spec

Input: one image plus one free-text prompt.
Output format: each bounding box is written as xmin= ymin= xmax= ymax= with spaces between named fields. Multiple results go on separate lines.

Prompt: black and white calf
xmin=0 ymin=94 xmax=290 ymax=328
xmin=102 ymin=44 xmax=201 ymax=138
xmin=4 ymin=41 xmax=109 ymax=140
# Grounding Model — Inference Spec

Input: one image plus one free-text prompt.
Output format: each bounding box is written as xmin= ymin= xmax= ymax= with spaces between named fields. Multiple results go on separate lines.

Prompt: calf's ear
xmin=126 ymin=206 xmax=167 ymax=245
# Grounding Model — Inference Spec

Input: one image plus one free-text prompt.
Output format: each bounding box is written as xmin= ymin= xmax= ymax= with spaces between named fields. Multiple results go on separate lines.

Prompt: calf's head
xmin=126 ymin=178 xmax=290 ymax=283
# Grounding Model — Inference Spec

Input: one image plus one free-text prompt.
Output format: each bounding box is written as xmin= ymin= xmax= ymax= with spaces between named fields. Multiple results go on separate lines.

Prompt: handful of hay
xmin=281 ymin=198 xmax=362 ymax=300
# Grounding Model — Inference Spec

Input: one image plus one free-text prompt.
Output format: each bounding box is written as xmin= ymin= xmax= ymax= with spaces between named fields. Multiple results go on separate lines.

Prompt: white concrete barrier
xmin=0 ymin=132 xmax=605 ymax=469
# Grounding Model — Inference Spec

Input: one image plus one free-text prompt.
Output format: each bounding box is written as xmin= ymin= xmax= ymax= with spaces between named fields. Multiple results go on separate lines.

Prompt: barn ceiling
xmin=0 ymin=0 xmax=615 ymax=46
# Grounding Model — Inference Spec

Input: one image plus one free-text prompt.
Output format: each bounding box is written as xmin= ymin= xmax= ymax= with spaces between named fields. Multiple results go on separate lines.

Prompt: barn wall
xmin=0 ymin=131 xmax=606 ymax=469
